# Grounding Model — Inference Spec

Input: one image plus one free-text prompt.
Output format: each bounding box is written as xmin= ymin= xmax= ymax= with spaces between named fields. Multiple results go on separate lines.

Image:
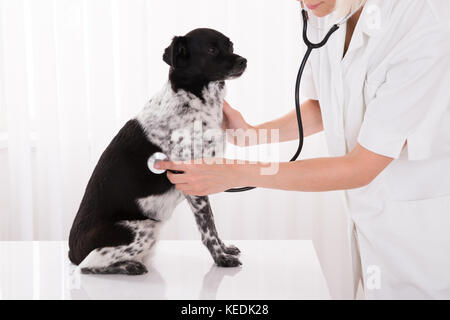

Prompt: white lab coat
xmin=303 ymin=0 xmax=450 ymax=299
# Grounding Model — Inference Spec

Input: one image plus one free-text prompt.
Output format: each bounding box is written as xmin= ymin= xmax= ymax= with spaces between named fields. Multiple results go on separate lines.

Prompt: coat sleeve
xmin=357 ymin=32 xmax=450 ymax=160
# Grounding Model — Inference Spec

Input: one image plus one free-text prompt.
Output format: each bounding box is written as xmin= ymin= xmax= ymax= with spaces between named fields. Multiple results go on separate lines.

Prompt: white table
xmin=0 ymin=240 xmax=330 ymax=300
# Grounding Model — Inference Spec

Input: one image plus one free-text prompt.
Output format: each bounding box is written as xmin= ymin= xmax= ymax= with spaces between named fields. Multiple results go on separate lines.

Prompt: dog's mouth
xmin=227 ymin=70 xmax=245 ymax=79
xmin=226 ymin=57 xmax=247 ymax=79
xmin=227 ymin=65 xmax=247 ymax=79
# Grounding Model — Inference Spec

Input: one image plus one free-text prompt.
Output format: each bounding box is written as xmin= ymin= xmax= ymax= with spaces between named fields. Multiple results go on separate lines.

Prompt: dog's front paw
xmin=215 ymin=254 xmax=242 ymax=268
xmin=223 ymin=244 xmax=241 ymax=256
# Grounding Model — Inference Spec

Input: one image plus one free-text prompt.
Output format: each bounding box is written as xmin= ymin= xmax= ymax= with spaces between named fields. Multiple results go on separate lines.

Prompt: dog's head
xmin=163 ymin=28 xmax=247 ymax=82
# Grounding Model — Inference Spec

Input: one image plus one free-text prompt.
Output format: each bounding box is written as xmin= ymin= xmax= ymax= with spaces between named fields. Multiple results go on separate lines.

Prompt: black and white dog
xmin=68 ymin=28 xmax=246 ymax=275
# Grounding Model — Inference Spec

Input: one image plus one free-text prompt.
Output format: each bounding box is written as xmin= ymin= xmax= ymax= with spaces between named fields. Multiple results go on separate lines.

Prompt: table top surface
xmin=0 ymin=240 xmax=330 ymax=300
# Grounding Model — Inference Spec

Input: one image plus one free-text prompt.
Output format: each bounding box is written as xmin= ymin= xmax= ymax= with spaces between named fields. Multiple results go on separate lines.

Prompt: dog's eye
xmin=207 ymin=47 xmax=218 ymax=55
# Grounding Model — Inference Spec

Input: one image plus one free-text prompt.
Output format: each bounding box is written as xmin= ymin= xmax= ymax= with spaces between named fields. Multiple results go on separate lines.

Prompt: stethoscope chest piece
xmin=147 ymin=152 xmax=169 ymax=174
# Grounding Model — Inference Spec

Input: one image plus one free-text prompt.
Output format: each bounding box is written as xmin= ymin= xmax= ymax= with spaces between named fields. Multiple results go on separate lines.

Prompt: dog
xmin=68 ymin=28 xmax=247 ymax=275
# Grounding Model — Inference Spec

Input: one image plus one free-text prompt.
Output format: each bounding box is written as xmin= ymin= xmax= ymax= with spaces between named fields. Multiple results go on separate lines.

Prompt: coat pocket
xmin=384 ymin=194 xmax=450 ymax=248
xmin=361 ymin=194 xmax=450 ymax=298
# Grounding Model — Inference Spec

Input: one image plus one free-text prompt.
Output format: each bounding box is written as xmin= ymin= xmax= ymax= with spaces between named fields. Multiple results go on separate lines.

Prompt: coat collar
xmin=339 ymin=0 xmax=395 ymax=63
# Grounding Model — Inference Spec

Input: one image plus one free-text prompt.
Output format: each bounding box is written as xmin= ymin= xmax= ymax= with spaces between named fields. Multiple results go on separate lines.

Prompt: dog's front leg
xmin=185 ymin=195 xmax=241 ymax=267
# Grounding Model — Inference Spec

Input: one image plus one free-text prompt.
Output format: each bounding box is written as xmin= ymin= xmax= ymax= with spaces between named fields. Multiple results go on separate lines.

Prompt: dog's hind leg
xmin=81 ymin=260 xmax=148 ymax=275
xmin=78 ymin=220 xmax=158 ymax=275
xmin=185 ymin=195 xmax=241 ymax=267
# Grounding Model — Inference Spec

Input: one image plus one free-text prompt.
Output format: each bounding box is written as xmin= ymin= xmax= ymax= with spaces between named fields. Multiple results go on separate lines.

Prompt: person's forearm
xmin=255 ymin=99 xmax=323 ymax=143
xmin=161 ymin=144 xmax=392 ymax=196
xmin=234 ymin=156 xmax=371 ymax=192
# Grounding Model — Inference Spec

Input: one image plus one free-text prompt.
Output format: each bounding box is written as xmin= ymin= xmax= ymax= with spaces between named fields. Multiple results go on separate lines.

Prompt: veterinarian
xmin=156 ymin=0 xmax=450 ymax=299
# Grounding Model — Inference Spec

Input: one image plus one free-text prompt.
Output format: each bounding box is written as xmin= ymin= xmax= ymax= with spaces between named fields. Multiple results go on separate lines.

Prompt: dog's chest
xmin=137 ymin=82 xmax=226 ymax=161
xmin=135 ymin=82 xmax=225 ymax=222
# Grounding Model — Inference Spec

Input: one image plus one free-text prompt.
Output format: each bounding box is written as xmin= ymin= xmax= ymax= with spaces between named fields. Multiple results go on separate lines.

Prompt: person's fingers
xmin=175 ymin=184 xmax=191 ymax=192
xmin=223 ymin=100 xmax=235 ymax=117
xmin=171 ymin=180 xmax=205 ymax=195
xmin=222 ymin=110 xmax=229 ymax=129
xmin=154 ymin=160 xmax=185 ymax=171
xmin=182 ymin=189 xmax=204 ymax=196
xmin=223 ymin=99 xmax=231 ymax=110
xmin=174 ymin=183 xmax=198 ymax=194
xmin=166 ymin=172 xmax=189 ymax=184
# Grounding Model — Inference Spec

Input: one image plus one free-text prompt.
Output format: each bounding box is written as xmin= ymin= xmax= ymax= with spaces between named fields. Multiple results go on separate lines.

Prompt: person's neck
xmin=348 ymin=6 xmax=363 ymax=29
xmin=343 ymin=6 xmax=364 ymax=58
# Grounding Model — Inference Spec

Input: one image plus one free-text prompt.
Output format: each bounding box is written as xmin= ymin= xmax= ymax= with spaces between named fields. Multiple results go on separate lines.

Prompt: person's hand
xmin=223 ymin=100 xmax=255 ymax=146
xmin=154 ymin=159 xmax=242 ymax=196
xmin=222 ymin=100 xmax=253 ymax=131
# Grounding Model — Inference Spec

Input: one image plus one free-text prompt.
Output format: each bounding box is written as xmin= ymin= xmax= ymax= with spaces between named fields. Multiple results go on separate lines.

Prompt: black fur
xmin=68 ymin=120 xmax=171 ymax=265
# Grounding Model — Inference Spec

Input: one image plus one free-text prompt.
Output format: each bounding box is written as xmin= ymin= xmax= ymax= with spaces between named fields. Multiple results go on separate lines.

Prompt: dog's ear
xmin=163 ymin=36 xmax=188 ymax=68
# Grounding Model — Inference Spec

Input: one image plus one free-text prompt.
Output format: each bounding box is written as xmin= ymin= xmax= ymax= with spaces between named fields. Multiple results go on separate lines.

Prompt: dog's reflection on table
xmin=68 ymin=262 xmax=241 ymax=300
xmin=69 ymin=264 xmax=167 ymax=300
xmin=199 ymin=264 xmax=242 ymax=300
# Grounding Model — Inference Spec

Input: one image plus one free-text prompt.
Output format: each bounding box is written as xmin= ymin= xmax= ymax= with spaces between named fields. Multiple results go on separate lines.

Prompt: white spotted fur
xmin=137 ymin=189 xmax=184 ymax=222
xmin=79 ymin=220 xmax=159 ymax=270
xmin=135 ymin=81 xmax=226 ymax=222
xmin=136 ymin=81 xmax=225 ymax=161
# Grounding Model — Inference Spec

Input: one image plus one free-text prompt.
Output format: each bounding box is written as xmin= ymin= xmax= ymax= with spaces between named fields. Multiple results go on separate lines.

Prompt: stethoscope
xmin=148 ymin=2 xmax=366 ymax=193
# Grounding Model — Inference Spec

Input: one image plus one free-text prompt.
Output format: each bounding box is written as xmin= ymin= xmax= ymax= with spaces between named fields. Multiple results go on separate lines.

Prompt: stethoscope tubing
xmin=225 ymin=9 xmax=340 ymax=193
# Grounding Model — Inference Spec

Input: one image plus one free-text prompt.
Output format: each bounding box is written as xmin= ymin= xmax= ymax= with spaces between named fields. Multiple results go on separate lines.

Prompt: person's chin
xmin=312 ymin=9 xmax=329 ymax=18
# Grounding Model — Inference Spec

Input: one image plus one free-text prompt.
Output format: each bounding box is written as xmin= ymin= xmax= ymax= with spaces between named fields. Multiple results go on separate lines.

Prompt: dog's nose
xmin=236 ymin=57 xmax=247 ymax=68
